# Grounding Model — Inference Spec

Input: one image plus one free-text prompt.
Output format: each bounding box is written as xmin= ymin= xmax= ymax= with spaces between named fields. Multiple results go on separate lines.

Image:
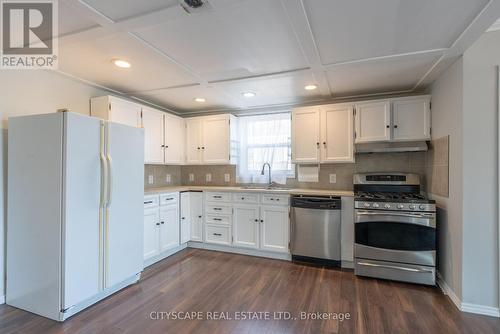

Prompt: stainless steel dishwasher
xmin=290 ymin=195 xmax=341 ymax=266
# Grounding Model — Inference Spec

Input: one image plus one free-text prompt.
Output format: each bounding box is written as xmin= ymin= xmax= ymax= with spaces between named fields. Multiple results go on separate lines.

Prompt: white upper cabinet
xmin=185 ymin=114 xmax=237 ymax=165
xmin=291 ymin=106 xmax=320 ymax=163
xmin=354 ymin=100 xmax=391 ymax=143
xmin=354 ymin=96 xmax=431 ymax=143
xmin=164 ymin=113 xmax=185 ymax=164
xmin=185 ymin=118 xmax=203 ymax=164
xmin=320 ymin=104 xmax=354 ymax=163
xmin=392 ymin=96 xmax=431 ymax=141
xmin=91 ymin=96 xmax=141 ymax=128
xmin=141 ymin=107 xmax=164 ymax=164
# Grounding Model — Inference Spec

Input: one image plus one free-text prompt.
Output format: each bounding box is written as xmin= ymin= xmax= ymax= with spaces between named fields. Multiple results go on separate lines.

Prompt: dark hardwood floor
xmin=1 ymin=249 xmax=499 ymax=334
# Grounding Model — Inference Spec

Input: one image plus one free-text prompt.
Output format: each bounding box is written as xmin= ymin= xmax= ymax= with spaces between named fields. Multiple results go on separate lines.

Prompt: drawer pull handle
xmin=161 ymin=221 xmax=165 ymax=225
xmin=270 ymin=198 xmax=274 ymax=200
xmin=165 ymin=198 xmax=174 ymax=201
xmin=241 ymin=197 xmax=245 ymax=200
xmin=213 ymin=233 xmax=222 ymax=236
xmin=144 ymin=201 xmax=153 ymax=204
xmin=198 ymin=215 xmax=202 ymax=218
xmin=213 ymin=208 xmax=222 ymax=211
xmin=276 ymin=199 xmax=280 ymax=201
xmin=213 ymin=196 xmax=222 ymax=199
xmin=213 ymin=218 xmax=222 ymax=221
xmin=156 ymin=223 xmax=160 ymax=226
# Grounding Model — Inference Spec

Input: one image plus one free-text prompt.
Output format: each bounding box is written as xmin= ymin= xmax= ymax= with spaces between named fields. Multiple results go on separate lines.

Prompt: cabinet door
xmin=159 ymin=204 xmax=180 ymax=252
xmin=189 ymin=192 xmax=203 ymax=242
xmin=291 ymin=107 xmax=320 ymax=163
xmin=109 ymin=98 xmax=141 ymax=128
xmin=164 ymin=114 xmax=185 ymax=164
xmin=392 ymin=97 xmax=431 ymax=141
xmin=320 ymin=104 xmax=354 ymax=163
xmin=143 ymin=207 xmax=160 ymax=260
xmin=180 ymin=192 xmax=190 ymax=244
xmin=233 ymin=204 xmax=260 ymax=249
xmin=260 ymin=206 xmax=289 ymax=253
xmin=201 ymin=115 xmax=230 ymax=164
xmin=141 ymin=107 xmax=164 ymax=164
xmin=185 ymin=118 xmax=202 ymax=164
xmin=354 ymin=100 xmax=391 ymax=143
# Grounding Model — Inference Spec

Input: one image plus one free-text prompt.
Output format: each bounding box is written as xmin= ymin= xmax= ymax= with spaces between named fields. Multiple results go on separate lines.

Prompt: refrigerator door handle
xmin=106 ymin=153 xmax=113 ymax=206
xmin=100 ymin=152 xmax=108 ymax=207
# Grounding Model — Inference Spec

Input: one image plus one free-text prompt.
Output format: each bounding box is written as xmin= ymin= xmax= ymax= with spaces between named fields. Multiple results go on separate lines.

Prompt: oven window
xmin=355 ymin=222 xmax=435 ymax=251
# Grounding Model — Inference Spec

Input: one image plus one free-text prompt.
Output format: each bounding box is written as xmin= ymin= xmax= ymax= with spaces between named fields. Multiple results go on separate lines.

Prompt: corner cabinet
xmin=185 ymin=114 xmax=238 ymax=165
xmin=180 ymin=191 xmax=203 ymax=242
xmin=292 ymin=104 xmax=354 ymax=164
xmin=354 ymin=95 xmax=431 ymax=143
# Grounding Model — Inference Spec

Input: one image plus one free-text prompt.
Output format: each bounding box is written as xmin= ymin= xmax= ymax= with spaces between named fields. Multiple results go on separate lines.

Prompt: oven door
xmin=354 ymin=210 xmax=436 ymax=266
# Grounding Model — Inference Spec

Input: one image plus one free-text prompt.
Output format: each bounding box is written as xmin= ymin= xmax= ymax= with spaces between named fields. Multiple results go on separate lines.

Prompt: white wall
xmin=462 ymin=30 xmax=499 ymax=308
xmin=0 ymin=70 xmax=108 ymax=301
xmin=429 ymin=58 xmax=464 ymax=300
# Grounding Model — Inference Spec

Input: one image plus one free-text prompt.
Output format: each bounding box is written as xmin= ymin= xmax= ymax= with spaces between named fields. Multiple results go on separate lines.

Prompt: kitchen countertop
xmin=144 ymin=185 xmax=354 ymax=197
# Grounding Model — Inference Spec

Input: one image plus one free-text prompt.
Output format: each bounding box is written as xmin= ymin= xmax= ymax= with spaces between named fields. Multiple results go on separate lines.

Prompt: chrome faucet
xmin=261 ymin=162 xmax=272 ymax=186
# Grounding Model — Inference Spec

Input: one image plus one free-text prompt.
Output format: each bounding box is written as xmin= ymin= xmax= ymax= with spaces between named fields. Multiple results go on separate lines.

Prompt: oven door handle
xmin=357 ymin=261 xmax=433 ymax=273
xmin=356 ymin=211 xmax=433 ymax=219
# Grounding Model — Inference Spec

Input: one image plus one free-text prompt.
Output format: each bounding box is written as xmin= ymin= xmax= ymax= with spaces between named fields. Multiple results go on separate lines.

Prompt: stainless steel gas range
xmin=353 ymin=173 xmax=437 ymax=285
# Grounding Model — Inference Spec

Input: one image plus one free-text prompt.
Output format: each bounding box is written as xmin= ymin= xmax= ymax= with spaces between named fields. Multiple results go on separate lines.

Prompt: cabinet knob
xmin=323 ymin=142 xmax=326 ymax=147
xmin=181 ymin=217 xmax=185 ymax=220
xmin=197 ymin=147 xmax=200 ymax=150
xmin=254 ymin=219 xmax=258 ymax=222
xmin=156 ymin=223 xmax=160 ymax=226
xmin=260 ymin=219 xmax=264 ymax=223
xmin=202 ymin=147 xmax=205 ymax=150
xmin=161 ymin=145 xmax=165 ymax=147
xmin=165 ymin=145 xmax=169 ymax=148
xmin=316 ymin=142 xmax=320 ymax=148
xmin=198 ymin=215 xmax=202 ymax=218
xmin=161 ymin=221 xmax=165 ymax=224
xmin=386 ymin=125 xmax=390 ymax=128
xmin=394 ymin=125 xmax=398 ymax=129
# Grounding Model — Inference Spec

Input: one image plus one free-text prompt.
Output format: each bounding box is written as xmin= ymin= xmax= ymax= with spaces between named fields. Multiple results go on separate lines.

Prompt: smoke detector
xmin=180 ymin=0 xmax=212 ymax=13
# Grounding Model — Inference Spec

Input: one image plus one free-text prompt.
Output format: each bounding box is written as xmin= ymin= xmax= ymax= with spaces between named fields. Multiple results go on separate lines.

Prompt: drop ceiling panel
xmin=326 ymin=53 xmax=442 ymax=97
xmin=134 ymin=85 xmax=242 ymax=112
xmin=59 ymin=33 xmax=199 ymax=93
xmin=59 ymin=1 xmax=99 ymax=36
xmin=80 ymin=0 xmax=178 ymax=21
xmin=304 ymin=0 xmax=489 ymax=64
xmin=215 ymin=71 xmax=324 ymax=108
xmin=133 ymin=0 xmax=308 ymax=82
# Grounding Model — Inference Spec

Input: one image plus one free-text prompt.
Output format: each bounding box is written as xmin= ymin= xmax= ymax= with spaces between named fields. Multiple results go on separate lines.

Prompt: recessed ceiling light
xmin=304 ymin=84 xmax=317 ymax=91
xmin=194 ymin=97 xmax=206 ymax=103
xmin=242 ymin=91 xmax=256 ymax=98
xmin=112 ymin=59 xmax=131 ymax=68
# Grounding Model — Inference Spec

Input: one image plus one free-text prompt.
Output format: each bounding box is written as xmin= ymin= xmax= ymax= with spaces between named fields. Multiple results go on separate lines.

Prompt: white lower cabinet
xmin=205 ymin=224 xmax=232 ymax=245
xmin=159 ymin=204 xmax=180 ymax=252
xmin=143 ymin=206 xmax=160 ymax=260
xmin=233 ymin=204 xmax=260 ymax=249
xmin=260 ymin=206 xmax=289 ymax=253
xmin=181 ymin=191 xmax=203 ymax=242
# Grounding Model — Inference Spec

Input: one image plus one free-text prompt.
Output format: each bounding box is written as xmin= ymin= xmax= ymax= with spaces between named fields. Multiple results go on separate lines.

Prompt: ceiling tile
xmin=326 ymin=53 xmax=442 ymax=97
xmin=133 ymin=0 xmax=308 ymax=82
xmin=133 ymin=85 xmax=242 ymax=112
xmin=59 ymin=33 xmax=199 ymax=92
xmin=80 ymin=0 xmax=178 ymax=22
xmin=59 ymin=1 xmax=99 ymax=36
xmin=214 ymin=71 xmax=325 ymax=108
xmin=304 ymin=0 xmax=489 ymax=64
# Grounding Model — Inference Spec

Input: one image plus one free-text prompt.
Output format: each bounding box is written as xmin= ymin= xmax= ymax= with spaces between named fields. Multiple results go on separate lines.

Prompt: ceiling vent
xmin=180 ymin=0 xmax=212 ymax=13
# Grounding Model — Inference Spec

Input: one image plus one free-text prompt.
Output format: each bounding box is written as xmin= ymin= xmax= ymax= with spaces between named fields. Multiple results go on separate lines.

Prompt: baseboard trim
xmin=187 ymin=242 xmax=291 ymax=261
xmin=437 ymin=272 xmax=500 ymax=318
xmin=144 ymin=243 xmax=188 ymax=268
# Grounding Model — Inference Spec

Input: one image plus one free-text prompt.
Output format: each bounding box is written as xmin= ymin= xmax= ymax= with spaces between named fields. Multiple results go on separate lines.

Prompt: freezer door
xmin=105 ymin=122 xmax=144 ymax=288
xmin=63 ymin=113 xmax=102 ymax=309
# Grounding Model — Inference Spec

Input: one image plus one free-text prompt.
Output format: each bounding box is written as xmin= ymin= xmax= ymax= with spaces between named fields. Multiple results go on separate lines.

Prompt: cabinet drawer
xmin=205 ymin=203 xmax=232 ymax=215
xmin=160 ymin=193 xmax=179 ymax=206
xmin=206 ymin=215 xmax=231 ymax=226
xmin=233 ymin=193 xmax=259 ymax=204
xmin=144 ymin=195 xmax=159 ymax=208
xmin=205 ymin=192 xmax=232 ymax=203
xmin=205 ymin=224 xmax=232 ymax=245
xmin=261 ymin=194 xmax=289 ymax=206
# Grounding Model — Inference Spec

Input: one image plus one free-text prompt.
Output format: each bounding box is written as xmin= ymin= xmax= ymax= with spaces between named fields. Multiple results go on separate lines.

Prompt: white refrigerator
xmin=7 ymin=112 xmax=144 ymax=321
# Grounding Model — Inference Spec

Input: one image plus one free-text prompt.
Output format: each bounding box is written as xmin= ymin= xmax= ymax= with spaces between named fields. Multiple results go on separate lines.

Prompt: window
xmin=236 ymin=113 xmax=294 ymax=184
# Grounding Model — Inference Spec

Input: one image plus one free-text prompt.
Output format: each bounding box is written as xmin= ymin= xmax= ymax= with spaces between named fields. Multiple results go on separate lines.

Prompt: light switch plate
xmin=206 ymin=173 xmax=212 ymax=182
xmin=189 ymin=173 xmax=194 ymax=182
xmin=224 ymin=173 xmax=230 ymax=182
xmin=166 ymin=174 xmax=171 ymax=183
xmin=148 ymin=174 xmax=154 ymax=184
xmin=329 ymin=174 xmax=337 ymax=184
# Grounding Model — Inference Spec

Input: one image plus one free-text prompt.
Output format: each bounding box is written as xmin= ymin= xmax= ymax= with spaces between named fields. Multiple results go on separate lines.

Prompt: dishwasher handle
xmin=291 ymin=196 xmax=341 ymax=210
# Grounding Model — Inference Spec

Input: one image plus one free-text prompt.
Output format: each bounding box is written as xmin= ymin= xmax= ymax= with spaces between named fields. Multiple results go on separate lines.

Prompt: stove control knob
xmin=363 ymin=202 xmax=371 ymax=208
xmin=397 ymin=204 xmax=404 ymax=210
xmin=372 ymin=203 xmax=380 ymax=208
xmin=419 ymin=204 xmax=426 ymax=210
xmin=409 ymin=204 xmax=416 ymax=210
xmin=384 ymin=204 xmax=391 ymax=209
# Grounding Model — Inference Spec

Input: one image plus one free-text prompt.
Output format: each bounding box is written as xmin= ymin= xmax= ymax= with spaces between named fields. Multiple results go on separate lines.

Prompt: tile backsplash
xmin=145 ymin=150 xmax=447 ymax=192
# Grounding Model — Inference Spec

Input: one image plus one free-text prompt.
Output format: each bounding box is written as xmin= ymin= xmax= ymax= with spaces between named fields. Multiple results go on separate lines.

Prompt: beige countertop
xmin=144 ymin=185 xmax=354 ymax=197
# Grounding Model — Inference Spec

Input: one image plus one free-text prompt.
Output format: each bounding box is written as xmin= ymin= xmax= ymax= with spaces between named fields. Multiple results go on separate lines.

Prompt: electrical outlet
xmin=189 ymin=173 xmax=194 ymax=182
xmin=206 ymin=173 xmax=212 ymax=182
xmin=148 ymin=174 xmax=154 ymax=184
xmin=329 ymin=174 xmax=337 ymax=184
xmin=166 ymin=174 xmax=171 ymax=183
xmin=224 ymin=173 xmax=230 ymax=182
